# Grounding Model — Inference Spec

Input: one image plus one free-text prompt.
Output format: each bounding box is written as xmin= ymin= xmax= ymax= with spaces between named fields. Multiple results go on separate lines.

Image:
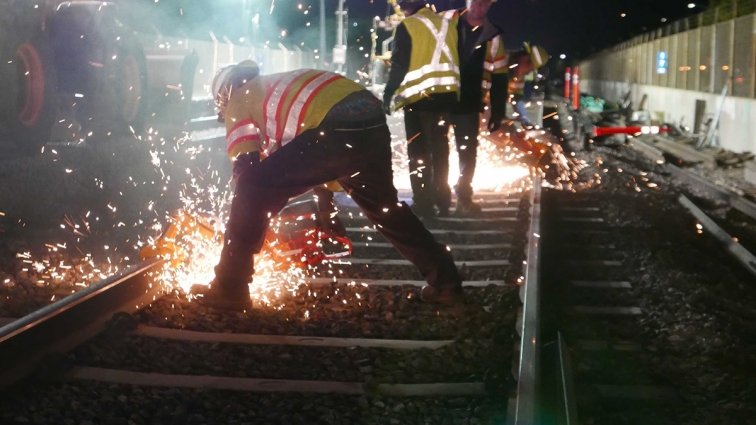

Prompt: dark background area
xmin=115 ymin=0 xmax=709 ymax=63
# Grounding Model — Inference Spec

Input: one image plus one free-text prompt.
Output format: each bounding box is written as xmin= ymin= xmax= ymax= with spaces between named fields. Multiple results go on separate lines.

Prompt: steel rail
xmin=678 ymin=195 xmax=756 ymax=278
xmin=511 ymin=174 xmax=543 ymax=425
xmin=627 ymin=139 xmax=756 ymax=221
xmin=666 ymin=164 xmax=756 ymax=221
xmin=0 ymin=258 xmax=165 ymax=389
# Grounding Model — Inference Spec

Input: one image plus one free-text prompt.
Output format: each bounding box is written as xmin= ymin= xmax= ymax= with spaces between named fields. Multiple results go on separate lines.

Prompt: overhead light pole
xmin=320 ymin=0 xmax=326 ymax=69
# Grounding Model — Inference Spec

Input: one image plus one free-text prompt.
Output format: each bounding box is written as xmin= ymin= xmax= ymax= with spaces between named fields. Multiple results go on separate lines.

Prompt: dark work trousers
xmin=403 ymin=107 xmax=452 ymax=212
xmin=215 ymin=116 xmax=461 ymax=290
xmin=313 ymin=186 xmax=337 ymax=213
xmin=450 ymin=112 xmax=480 ymax=203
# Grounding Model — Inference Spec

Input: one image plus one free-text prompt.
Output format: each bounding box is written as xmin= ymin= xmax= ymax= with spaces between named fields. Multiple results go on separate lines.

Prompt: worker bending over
xmin=451 ymin=0 xmax=508 ymax=216
xmin=508 ymin=43 xmax=548 ymax=128
xmin=383 ymin=0 xmax=461 ymax=219
xmin=199 ymin=62 xmax=463 ymax=310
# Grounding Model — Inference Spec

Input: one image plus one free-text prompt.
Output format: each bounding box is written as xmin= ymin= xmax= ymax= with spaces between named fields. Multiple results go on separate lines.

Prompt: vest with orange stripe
xmin=223 ymin=69 xmax=363 ymax=160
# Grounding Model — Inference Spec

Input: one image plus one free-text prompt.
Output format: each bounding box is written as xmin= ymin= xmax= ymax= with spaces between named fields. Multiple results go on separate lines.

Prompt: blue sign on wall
xmin=657 ymin=51 xmax=668 ymax=74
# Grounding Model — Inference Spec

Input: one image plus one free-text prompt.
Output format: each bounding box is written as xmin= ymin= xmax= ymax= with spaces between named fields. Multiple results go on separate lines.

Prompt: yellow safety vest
xmin=393 ymin=8 xmax=460 ymax=110
xmin=481 ymin=35 xmax=508 ymax=92
xmin=223 ymin=69 xmax=362 ymax=160
xmin=509 ymin=72 xmax=533 ymax=97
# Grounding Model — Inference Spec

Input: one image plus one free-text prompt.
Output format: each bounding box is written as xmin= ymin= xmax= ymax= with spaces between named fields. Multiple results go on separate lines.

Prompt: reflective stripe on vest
xmin=404 ymin=15 xmax=456 ymax=83
xmin=484 ymin=37 xmax=499 ymax=72
xmin=224 ymin=70 xmax=363 ymax=160
xmin=395 ymin=11 xmax=459 ymax=106
xmin=281 ymin=72 xmax=341 ymax=144
xmin=226 ymin=119 xmax=259 ymax=154
xmin=264 ymin=69 xmax=310 ymax=147
xmin=509 ymin=79 xmax=525 ymax=95
xmin=398 ymin=76 xmax=459 ymax=102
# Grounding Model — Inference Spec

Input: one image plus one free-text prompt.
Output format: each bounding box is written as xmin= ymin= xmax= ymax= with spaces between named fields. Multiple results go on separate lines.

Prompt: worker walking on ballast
xmin=197 ymin=61 xmax=464 ymax=310
xmin=383 ymin=0 xmax=461 ymax=219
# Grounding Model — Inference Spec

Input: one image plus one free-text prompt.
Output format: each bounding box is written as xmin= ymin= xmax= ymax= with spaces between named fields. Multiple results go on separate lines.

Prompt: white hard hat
xmin=212 ymin=60 xmax=260 ymax=108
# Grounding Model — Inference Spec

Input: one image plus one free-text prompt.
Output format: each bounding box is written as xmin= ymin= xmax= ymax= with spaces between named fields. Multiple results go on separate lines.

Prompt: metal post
xmin=336 ymin=0 xmax=345 ymax=73
xmin=319 ymin=0 xmax=326 ymax=69
xmin=242 ymin=0 xmax=250 ymax=42
xmin=751 ymin=13 xmax=756 ymax=98
xmin=728 ymin=1 xmax=736 ymax=90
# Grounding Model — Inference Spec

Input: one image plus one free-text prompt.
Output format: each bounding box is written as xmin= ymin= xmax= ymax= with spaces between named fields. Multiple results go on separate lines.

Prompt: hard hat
xmin=212 ymin=60 xmax=260 ymax=108
xmin=524 ymin=43 xmax=549 ymax=69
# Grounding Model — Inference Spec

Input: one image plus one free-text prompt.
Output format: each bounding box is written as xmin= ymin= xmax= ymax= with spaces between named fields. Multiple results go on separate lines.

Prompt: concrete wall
xmin=583 ymin=79 xmax=756 ymax=154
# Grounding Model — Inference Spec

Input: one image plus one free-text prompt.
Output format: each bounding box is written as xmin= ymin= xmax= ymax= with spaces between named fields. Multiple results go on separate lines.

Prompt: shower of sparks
xmin=8 ymin=104 xmax=588 ymax=309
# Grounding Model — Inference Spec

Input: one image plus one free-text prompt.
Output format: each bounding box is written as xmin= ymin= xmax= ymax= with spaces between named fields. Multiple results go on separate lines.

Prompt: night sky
xmin=119 ymin=0 xmax=708 ymax=62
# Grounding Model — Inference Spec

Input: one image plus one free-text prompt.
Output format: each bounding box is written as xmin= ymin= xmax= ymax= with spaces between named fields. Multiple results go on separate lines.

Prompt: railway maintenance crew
xmin=198 ymin=61 xmax=464 ymax=310
xmin=450 ymin=0 xmax=509 ymax=216
xmin=383 ymin=0 xmax=461 ymax=219
xmin=508 ymin=43 xmax=548 ymax=128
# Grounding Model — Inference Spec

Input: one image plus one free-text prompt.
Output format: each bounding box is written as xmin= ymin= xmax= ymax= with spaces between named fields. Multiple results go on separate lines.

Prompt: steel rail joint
xmin=0 ymin=258 xmax=165 ymax=389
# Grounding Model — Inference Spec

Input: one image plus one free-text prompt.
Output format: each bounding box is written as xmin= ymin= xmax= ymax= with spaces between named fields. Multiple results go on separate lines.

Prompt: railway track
xmin=0 ymin=179 xmax=543 ymax=424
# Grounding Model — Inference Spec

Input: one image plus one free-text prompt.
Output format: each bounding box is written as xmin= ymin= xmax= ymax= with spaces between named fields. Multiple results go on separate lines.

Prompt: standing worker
xmin=451 ymin=0 xmax=508 ymax=216
xmin=383 ymin=0 xmax=461 ymax=218
xmin=197 ymin=61 xmax=464 ymax=310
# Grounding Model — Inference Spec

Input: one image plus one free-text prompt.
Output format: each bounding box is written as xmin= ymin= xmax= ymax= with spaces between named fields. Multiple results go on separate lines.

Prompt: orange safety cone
xmin=564 ymin=67 xmax=571 ymax=100
xmin=572 ymin=67 xmax=580 ymax=110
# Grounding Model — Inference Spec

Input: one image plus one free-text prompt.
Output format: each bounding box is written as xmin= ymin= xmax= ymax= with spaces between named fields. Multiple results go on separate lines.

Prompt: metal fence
xmin=580 ymin=0 xmax=756 ymax=99
xmin=137 ymin=35 xmax=317 ymax=100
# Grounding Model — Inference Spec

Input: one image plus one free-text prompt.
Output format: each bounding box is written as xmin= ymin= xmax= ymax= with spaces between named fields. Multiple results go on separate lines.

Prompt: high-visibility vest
xmin=481 ymin=35 xmax=508 ymax=92
xmin=223 ymin=69 xmax=363 ymax=160
xmin=393 ymin=8 xmax=460 ymax=110
xmin=509 ymin=72 xmax=534 ymax=97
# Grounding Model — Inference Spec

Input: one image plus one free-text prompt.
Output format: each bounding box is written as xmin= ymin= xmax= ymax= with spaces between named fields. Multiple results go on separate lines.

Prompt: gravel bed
xmin=331 ymin=264 xmax=513 ymax=283
xmin=347 ymin=230 xmax=517 ymax=246
xmin=139 ymin=285 xmax=519 ymax=341
xmin=555 ymin=144 xmax=756 ymax=424
xmin=342 ymin=218 xmax=522 ymax=232
xmin=0 ymin=381 xmax=507 ymax=425
xmin=73 ymin=336 xmax=506 ymax=385
xmin=567 ymin=288 xmax=639 ymax=307
xmin=350 ymin=246 xmax=512 ymax=262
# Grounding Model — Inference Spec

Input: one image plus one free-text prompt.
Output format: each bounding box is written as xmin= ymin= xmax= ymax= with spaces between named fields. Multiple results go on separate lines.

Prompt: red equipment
xmin=592 ymin=126 xmax=670 ymax=137
xmin=564 ymin=67 xmax=571 ymax=100
xmin=266 ymin=200 xmax=353 ymax=265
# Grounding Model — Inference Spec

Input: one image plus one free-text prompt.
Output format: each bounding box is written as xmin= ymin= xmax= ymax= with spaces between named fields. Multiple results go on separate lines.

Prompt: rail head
xmin=0 ymin=258 xmax=165 ymax=389
xmin=513 ymin=174 xmax=543 ymax=425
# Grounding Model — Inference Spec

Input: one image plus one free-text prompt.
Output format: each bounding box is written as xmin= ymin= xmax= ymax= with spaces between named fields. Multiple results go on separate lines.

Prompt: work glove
xmin=487 ymin=114 xmax=504 ymax=132
xmin=382 ymin=96 xmax=393 ymax=116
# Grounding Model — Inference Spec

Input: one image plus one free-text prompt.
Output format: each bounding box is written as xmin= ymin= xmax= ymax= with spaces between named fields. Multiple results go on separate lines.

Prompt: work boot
xmin=192 ymin=280 xmax=252 ymax=311
xmin=421 ymin=285 xmax=465 ymax=306
xmin=410 ymin=201 xmax=437 ymax=220
xmin=454 ymin=199 xmax=482 ymax=217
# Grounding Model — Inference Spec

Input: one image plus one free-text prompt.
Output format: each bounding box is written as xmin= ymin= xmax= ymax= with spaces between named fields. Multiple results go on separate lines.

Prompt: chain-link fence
xmin=580 ymin=0 xmax=756 ymax=99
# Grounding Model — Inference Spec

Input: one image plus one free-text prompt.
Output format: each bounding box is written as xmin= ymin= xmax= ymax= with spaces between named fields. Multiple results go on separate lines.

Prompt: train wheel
xmin=85 ymin=40 xmax=148 ymax=143
xmin=11 ymin=35 xmax=57 ymax=155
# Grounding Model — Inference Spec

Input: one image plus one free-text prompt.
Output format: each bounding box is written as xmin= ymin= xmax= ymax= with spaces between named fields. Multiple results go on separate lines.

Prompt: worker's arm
xmin=383 ymin=22 xmax=411 ymax=110
xmin=487 ymin=35 xmax=509 ymax=131
xmin=223 ymin=95 xmax=262 ymax=181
